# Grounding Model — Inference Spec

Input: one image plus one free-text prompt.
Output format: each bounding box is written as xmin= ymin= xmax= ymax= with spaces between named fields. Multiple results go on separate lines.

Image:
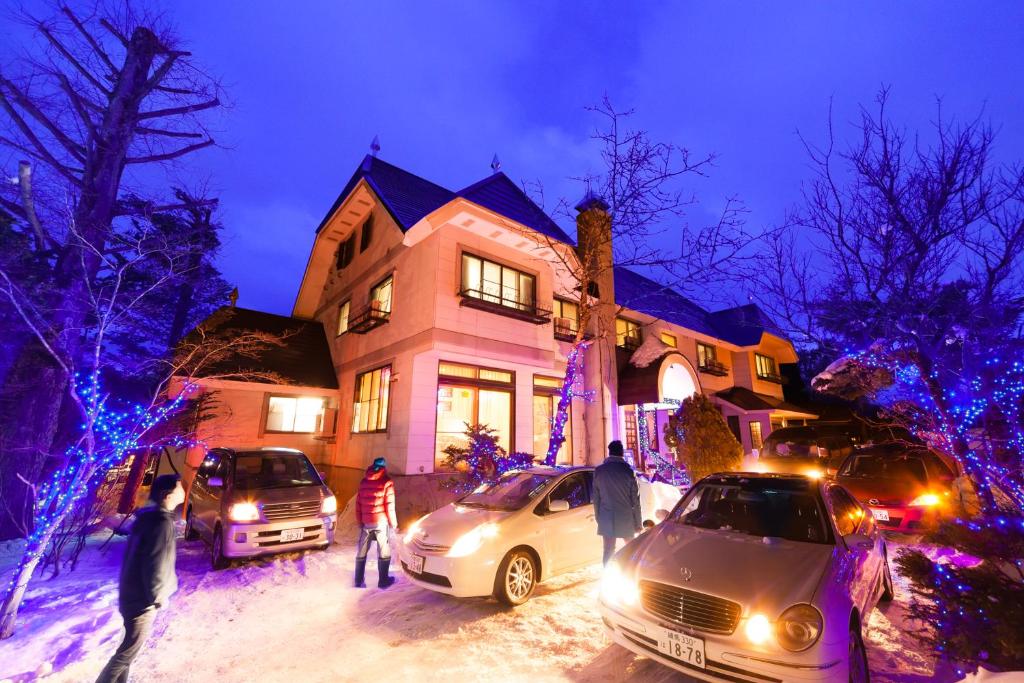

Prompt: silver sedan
xmin=599 ymin=472 xmax=893 ymax=682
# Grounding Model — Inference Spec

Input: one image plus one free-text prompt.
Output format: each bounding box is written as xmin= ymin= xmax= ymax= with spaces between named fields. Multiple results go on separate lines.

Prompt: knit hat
xmin=371 ymin=457 xmax=386 ymax=470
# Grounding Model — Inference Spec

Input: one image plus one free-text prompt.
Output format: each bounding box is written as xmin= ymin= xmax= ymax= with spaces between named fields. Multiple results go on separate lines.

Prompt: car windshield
xmin=233 ymin=452 xmax=321 ymax=489
xmin=458 ymin=472 xmax=554 ymax=511
xmin=670 ymin=478 xmax=831 ymax=544
xmin=764 ymin=437 xmax=825 ymax=460
xmin=839 ymin=454 xmax=928 ymax=484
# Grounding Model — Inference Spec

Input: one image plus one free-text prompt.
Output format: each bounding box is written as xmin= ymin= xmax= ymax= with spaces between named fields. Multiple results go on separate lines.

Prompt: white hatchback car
xmin=600 ymin=472 xmax=893 ymax=683
xmin=399 ymin=466 xmax=681 ymax=605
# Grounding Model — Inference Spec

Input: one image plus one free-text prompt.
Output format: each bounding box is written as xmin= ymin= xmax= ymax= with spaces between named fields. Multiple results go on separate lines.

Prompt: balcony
xmin=756 ymin=371 xmax=785 ymax=384
xmin=347 ymin=301 xmax=390 ymax=334
xmin=553 ymin=317 xmax=579 ymax=342
xmin=458 ymin=288 xmax=552 ymax=324
xmin=698 ymin=359 xmax=730 ymax=377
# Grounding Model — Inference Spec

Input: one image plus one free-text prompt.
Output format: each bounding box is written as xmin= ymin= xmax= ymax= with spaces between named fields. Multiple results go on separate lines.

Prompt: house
xmin=175 ymin=154 xmax=814 ymax=514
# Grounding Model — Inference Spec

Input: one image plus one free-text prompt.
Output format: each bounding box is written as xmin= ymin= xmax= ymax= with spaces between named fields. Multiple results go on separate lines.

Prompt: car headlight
xmin=599 ymin=562 xmax=639 ymax=607
xmin=744 ymin=613 xmax=772 ymax=645
xmin=803 ymin=468 xmax=824 ymax=480
xmin=776 ymin=604 xmax=823 ymax=652
xmin=909 ymin=493 xmax=940 ymax=507
xmin=321 ymin=495 xmax=337 ymax=515
xmin=447 ymin=522 xmax=498 ymax=557
xmin=228 ymin=502 xmax=260 ymax=522
xmin=404 ymin=516 xmax=425 ymax=544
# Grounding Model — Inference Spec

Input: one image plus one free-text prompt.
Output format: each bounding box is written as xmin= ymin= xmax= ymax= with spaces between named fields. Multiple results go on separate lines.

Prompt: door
xmin=191 ymin=454 xmax=226 ymax=538
xmin=537 ymin=472 xmax=599 ymax=574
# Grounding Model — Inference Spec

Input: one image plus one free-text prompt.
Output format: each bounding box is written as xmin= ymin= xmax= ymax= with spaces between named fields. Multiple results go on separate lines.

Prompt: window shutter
xmin=360 ymin=215 xmax=373 ymax=253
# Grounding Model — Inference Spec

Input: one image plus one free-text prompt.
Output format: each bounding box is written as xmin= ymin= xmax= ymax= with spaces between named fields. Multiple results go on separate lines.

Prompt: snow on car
xmin=398 ymin=465 xmax=681 ymax=605
xmin=600 ymin=472 xmax=893 ymax=683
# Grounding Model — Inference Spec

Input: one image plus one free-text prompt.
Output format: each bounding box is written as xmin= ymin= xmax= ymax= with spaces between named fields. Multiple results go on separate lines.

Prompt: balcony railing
xmin=458 ymin=288 xmax=552 ymax=324
xmin=756 ymin=371 xmax=785 ymax=384
xmin=698 ymin=359 xmax=729 ymax=377
xmin=618 ymin=335 xmax=642 ymax=351
xmin=553 ymin=317 xmax=579 ymax=342
xmin=347 ymin=302 xmax=390 ymax=334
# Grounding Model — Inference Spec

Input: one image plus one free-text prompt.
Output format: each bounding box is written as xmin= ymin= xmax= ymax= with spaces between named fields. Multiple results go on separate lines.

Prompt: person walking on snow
xmin=354 ymin=457 xmax=398 ymax=588
xmin=592 ymin=440 xmax=642 ymax=565
xmin=96 ymin=474 xmax=184 ymax=683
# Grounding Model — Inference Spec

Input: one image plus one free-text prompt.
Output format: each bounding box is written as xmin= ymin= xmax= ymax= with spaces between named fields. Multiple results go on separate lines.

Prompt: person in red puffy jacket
xmin=354 ymin=457 xmax=398 ymax=588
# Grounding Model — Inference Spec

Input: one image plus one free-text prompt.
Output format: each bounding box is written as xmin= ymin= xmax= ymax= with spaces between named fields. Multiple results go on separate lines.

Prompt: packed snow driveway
xmin=1 ymin=535 xmax=946 ymax=682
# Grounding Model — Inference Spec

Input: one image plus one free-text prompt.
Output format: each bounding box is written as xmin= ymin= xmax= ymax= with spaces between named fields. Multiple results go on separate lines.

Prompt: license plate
xmin=409 ymin=554 xmax=425 ymax=575
xmin=280 ymin=528 xmax=305 ymax=542
xmin=871 ymin=509 xmax=889 ymax=521
xmin=657 ymin=628 xmax=705 ymax=669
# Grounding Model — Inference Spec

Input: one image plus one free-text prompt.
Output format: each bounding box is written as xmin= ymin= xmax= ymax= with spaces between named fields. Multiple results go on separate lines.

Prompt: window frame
xmin=264 ymin=394 xmax=326 ymax=434
xmin=359 ymin=215 xmax=373 ymax=253
xmin=749 ymin=419 xmax=764 ymax=450
xmin=533 ymin=375 xmax=572 ymax=465
xmin=351 ymin=365 xmax=392 ymax=434
xmin=552 ymin=298 xmax=580 ymax=339
xmin=615 ymin=317 xmax=642 ymax=349
xmin=460 ymin=252 xmax=537 ymax=312
xmin=660 ymin=332 xmax=678 ymax=348
xmin=435 ymin=363 xmax=516 ymax=468
xmin=697 ymin=342 xmax=718 ymax=367
xmin=370 ymin=274 xmax=394 ymax=314
xmin=336 ymin=233 xmax=355 ymax=270
xmin=755 ymin=352 xmax=778 ymax=380
xmin=336 ymin=300 xmax=350 ymax=336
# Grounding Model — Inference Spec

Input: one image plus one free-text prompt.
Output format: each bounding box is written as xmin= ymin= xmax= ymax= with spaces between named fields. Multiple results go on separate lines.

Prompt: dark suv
xmin=185 ymin=447 xmax=337 ymax=569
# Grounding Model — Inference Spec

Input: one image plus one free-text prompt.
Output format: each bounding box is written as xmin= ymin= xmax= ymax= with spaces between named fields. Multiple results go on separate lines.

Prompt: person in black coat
xmin=592 ymin=441 xmax=642 ymax=565
xmin=96 ymin=474 xmax=184 ymax=683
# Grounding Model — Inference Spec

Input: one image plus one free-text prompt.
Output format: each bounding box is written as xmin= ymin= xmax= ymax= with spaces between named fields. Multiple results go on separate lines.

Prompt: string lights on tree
xmin=544 ymin=341 xmax=593 ymax=467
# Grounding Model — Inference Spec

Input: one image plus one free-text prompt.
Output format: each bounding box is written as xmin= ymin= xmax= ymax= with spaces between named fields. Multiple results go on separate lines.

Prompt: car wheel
xmin=848 ymin=621 xmax=870 ymax=683
xmin=211 ymin=525 xmax=229 ymax=571
xmin=184 ymin=506 xmax=199 ymax=541
xmin=881 ymin=552 xmax=895 ymax=602
xmin=494 ymin=550 xmax=537 ymax=606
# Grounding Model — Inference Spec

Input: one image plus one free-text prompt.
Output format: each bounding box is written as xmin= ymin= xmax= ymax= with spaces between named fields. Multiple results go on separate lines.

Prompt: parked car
xmin=758 ymin=425 xmax=856 ymax=478
xmin=835 ymin=443 xmax=959 ymax=532
xmin=600 ymin=472 xmax=892 ymax=683
xmin=185 ymin=447 xmax=338 ymax=569
xmin=398 ymin=465 xmax=682 ymax=605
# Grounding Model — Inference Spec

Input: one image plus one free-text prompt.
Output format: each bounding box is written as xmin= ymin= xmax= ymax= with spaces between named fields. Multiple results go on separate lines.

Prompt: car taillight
xmin=909 ymin=493 xmax=940 ymax=507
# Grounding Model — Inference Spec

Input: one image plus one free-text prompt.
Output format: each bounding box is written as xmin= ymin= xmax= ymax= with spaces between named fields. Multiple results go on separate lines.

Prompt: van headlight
xmin=228 ymin=502 xmax=260 ymax=522
xmin=776 ymin=604 xmax=823 ymax=651
xmin=321 ymin=495 xmax=337 ymax=515
xmin=447 ymin=522 xmax=499 ymax=557
xmin=599 ymin=562 xmax=638 ymax=607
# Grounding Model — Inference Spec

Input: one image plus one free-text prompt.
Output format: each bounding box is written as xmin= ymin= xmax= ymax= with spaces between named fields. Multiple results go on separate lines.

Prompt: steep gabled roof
xmin=613 ymin=266 xmax=719 ymax=337
xmin=457 ymin=173 xmax=575 ymax=245
xmin=188 ymin=307 xmax=338 ymax=389
xmin=316 ymin=155 xmax=455 ymax=233
xmin=708 ymin=304 xmax=787 ymax=347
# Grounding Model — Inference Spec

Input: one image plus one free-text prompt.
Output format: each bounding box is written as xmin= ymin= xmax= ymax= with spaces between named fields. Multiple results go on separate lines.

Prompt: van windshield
xmin=233 ymin=452 xmax=321 ymax=489
xmin=458 ymin=472 xmax=553 ymax=511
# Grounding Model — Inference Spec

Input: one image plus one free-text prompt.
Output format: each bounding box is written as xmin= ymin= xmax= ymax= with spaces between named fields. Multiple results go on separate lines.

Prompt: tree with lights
xmin=440 ymin=423 xmax=535 ymax=494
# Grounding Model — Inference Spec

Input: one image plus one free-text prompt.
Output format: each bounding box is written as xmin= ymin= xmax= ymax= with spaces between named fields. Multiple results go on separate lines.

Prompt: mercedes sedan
xmin=398 ymin=466 xmax=681 ymax=605
xmin=600 ymin=472 xmax=892 ymax=683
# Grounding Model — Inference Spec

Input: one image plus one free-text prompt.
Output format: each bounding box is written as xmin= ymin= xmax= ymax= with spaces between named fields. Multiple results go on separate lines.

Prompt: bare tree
xmin=0 ymin=2 xmax=222 ymax=538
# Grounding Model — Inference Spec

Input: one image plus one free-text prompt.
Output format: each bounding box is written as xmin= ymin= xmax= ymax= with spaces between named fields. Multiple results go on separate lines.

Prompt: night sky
xmin=6 ymin=2 xmax=1024 ymax=315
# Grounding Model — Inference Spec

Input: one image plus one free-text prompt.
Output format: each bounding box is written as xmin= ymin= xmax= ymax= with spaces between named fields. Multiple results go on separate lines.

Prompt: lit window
xmin=533 ymin=377 xmax=571 ymax=465
xmin=755 ymin=353 xmax=779 ymax=380
xmin=352 ymin=366 xmax=391 ymax=433
xmin=749 ymin=420 xmax=764 ymax=450
xmin=461 ymin=253 xmax=536 ymax=311
xmin=697 ymin=342 xmax=717 ymax=367
xmin=336 ymin=301 xmax=350 ymax=335
xmin=660 ymin=332 xmax=677 ymax=348
xmin=616 ymin=318 xmax=641 ymax=348
xmin=371 ymin=275 xmax=393 ymax=314
xmin=553 ymin=299 xmax=580 ymax=338
xmin=435 ymin=362 xmax=514 ymax=468
xmin=266 ymin=396 xmax=325 ymax=433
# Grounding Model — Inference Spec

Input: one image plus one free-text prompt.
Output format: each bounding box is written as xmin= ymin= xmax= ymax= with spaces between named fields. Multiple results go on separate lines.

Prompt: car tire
xmin=848 ymin=621 xmax=870 ymax=683
xmin=184 ymin=506 xmax=199 ymax=541
xmin=211 ymin=525 xmax=229 ymax=571
xmin=494 ymin=549 xmax=537 ymax=606
xmin=881 ymin=551 xmax=895 ymax=602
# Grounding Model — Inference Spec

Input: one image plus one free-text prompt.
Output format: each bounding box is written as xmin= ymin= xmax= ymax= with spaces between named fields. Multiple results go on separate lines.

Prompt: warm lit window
xmin=461 ymin=253 xmax=535 ymax=311
xmin=266 ymin=396 xmax=325 ymax=433
xmin=352 ymin=366 xmax=391 ymax=433
xmin=697 ymin=342 xmax=717 ymax=367
xmin=336 ymin=301 xmax=350 ymax=335
xmin=616 ymin=318 xmax=641 ymax=348
xmin=360 ymin=215 xmax=373 ymax=253
xmin=533 ymin=376 xmax=571 ymax=465
xmin=660 ymin=332 xmax=677 ymax=348
xmin=370 ymin=275 xmax=393 ymax=314
xmin=749 ymin=420 xmax=764 ymax=450
xmin=552 ymin=298 xmax=580 ymax=338
xmin=755 ymin=353 xmax=779 ymax=380
xmin=435 ymin=362 xmax=514 ymax=468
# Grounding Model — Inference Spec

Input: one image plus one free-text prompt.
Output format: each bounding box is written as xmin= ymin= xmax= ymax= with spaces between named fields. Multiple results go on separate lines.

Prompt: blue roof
xmin=316 ymin=156 xmax=574 ymax=245
xmin=613 ymin=266 xmax=785 ymax=347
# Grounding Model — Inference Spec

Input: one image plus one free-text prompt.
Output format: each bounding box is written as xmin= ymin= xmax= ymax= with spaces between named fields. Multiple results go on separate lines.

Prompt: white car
xmin=600 ymin=472 xmax=893 ymax=683
xmin=399 ymin=466 xmax=681 ymax=605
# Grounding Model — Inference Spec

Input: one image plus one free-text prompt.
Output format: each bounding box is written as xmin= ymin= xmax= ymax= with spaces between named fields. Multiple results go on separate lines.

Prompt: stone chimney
xmin=574 ymin=193 xmax=619 ymax=463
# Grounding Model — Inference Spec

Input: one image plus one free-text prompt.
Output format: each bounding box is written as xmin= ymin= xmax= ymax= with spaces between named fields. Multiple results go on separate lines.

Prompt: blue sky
xmin=6 ymin=2 xmax=1024 ymax=315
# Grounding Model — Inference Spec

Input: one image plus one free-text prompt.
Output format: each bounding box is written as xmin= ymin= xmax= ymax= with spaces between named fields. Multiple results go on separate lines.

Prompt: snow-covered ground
xmin=0 ymin=533 xmax=971 ymax=683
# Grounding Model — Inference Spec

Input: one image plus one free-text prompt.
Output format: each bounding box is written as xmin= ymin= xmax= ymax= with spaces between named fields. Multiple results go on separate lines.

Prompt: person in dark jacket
xmin=592 ymin=441 xmax=642 ymax=565
xmin=96 ymin=474 xmax=184 ymax=683
xmin=354 ymin=457 xmax=398 ymax=589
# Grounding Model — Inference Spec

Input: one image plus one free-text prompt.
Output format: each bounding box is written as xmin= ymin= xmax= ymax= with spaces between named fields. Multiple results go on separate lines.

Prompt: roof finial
xmin=490 ymin=153 xmax=501 ymax=174
xmin=370 ymin=135 xmax=381 ymax=157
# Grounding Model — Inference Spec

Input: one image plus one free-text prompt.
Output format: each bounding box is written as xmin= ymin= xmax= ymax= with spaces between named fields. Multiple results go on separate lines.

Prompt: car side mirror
xmin=548 ymin=499 xmax=570 ymax=513
xmin=208 ymin=476 xmax=224 ymax=488
xmin=843 ymin=533 xmax=873 ymax=551
xmin=655 ymin=508 xmax=670 ymax=522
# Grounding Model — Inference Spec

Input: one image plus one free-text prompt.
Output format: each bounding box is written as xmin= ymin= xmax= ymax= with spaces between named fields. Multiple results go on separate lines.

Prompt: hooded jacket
xmin=355 ymin=465 xmax=397 ymax=527
xmin=592 ymin=455 xmax=642 ymax=538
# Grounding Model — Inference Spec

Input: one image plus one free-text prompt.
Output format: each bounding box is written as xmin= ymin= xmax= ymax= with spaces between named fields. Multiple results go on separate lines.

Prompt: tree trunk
xmin=118 ymin=449 xmax=153 ymax=514
xmin=0 ymin=523 xmax=59 ymax=639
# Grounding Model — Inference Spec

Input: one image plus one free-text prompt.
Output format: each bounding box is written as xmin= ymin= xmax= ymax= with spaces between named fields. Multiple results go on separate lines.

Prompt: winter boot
xmin=354 ymin=558 xmax=367 ymax=588
xmin=377 ymin=558 xmax=396 ymax=589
